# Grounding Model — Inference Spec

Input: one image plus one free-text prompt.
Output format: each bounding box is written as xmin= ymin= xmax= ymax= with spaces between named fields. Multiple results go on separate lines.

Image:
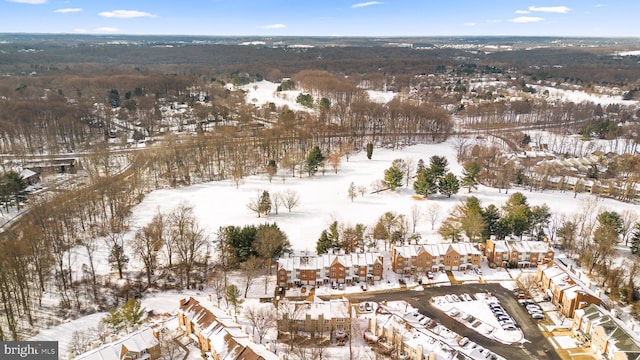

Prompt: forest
xmin=1 ymin=35 xmax=640 ymax=341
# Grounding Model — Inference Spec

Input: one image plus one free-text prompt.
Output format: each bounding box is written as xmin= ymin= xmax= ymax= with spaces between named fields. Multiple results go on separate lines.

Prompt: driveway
xmin=347 ymin=283 xmax=560 ymax=360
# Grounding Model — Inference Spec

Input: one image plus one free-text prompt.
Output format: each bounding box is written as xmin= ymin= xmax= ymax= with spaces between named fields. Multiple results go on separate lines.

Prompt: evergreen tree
xmin=481 ymin=204 xmax=501 ymax=240
xmin=631 ymin=223 xmax=640 ymax=255
xmin=461 ymin=161 xmax=480 ymax=193
xmin=416 ymin=159 xmax=425 ymax=174
xmin=438 ymin=172 xmax=460 ymax=198
xmin=366 ymin=143 xmax=374 ymax=160
xmin=306 ymin=145 xmax=324 ymax=176
xmin=429 ymin=155 xmax=449 ymax=178
xmin=225 ymin=284 xmax=244 ymax=314
xmin=384 ymin=162 xmax=404 ymax=190
xmin=317 ymin=230 xmax=332 ymax=254
xmin=266 ymin=160 xmax=277 ymax=183
xmin=258 ymin=190 xmax=272 ymax=216
xmin=413 ymin=169 xmax=437 ymax=197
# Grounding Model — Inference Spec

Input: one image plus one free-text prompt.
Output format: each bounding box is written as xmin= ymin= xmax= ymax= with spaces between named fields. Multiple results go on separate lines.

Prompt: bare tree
xmin=241 ymin=256 xmax=263 ymax=297
xmin=282 ymin=188 xmax=300 ymax=212
xmin=169 ymin=202 xmax=208 ymax=289
xmin=621 ymin=209 xmax=638 ymax=246
xmin=208 ymin=270 xmax=226 ymax=307
xmin=243 ymin=303 xmax=277 ymax=344
xmin=328 ymin=151 xmax=341 ymax=174
xmin=358 ymin=185 xmax=367 ymax=198
xmin=254 ymin=225 xmax=290 ymax=275
xmin=132 ymin=210 xmax=165 ymax=286
xmin=410 ymin=204 xmax=422 ymax=233
xmin=427 ymin=204 xmax=442 ymax=230
xmin=348 ymin=182 xmax=357 ymax=202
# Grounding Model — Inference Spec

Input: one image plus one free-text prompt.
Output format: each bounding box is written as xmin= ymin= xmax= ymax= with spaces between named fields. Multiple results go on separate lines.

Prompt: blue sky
xmin=1 ymin=0 xmax=637 ymax=37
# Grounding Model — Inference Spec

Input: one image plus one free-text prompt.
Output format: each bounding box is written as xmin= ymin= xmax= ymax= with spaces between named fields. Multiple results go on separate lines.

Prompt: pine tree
xmin=429 ymin=155 xmax=449 ymax=178
xmin=438 ymin=172 xmax=460 ymax=198
xmin=317 ymin=230 xmax=332 ymax=254
xmin=266 ymin=160 xmax=277 ymax=183
xmin=306 ymin=145 xmax=324 ymax=176
xmin=631 ymin=223 xmax=640 ymax=255
xmin=384 ymin=162 xmax=404 ymax=190
xmin=413 ymin=169 xmax=437 ymax=198
xmin=461 ymin=161 xmax=480 ymax=193
xmin=366 ymin=143 xmax=374 ymax=160
xmin=225 ymin=284 xmax=244 ymax=314
xmin=258 ymin=191 xmax=272 ymax=216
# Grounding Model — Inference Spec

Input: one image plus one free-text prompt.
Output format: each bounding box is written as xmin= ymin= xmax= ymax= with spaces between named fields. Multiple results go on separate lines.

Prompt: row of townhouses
xmin=536 ymin=263 xmax=601 ymax=318
xmin=177 ymin=297 xmax=278 ymax=360
xmin=486 ymin=237 xmax=555 ymax=267
xmin=391 ymin=243 xmax=482 ymax=274
xmin=277 ymin=297 xmax=350 ymax=336
xmin=276 ymin=252 xmax=384 ymax=287
xmin=573 ymin=304 xmax=640 ymax=360
xmin=71 ymin=327 xmax=160 ymax=360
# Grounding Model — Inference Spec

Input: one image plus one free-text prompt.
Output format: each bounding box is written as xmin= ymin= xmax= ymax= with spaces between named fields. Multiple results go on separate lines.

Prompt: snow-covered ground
xmin=37 ymin=137 xmax=640 ymax=357
xmin=532 ymin=84 xmax=638 ymax=106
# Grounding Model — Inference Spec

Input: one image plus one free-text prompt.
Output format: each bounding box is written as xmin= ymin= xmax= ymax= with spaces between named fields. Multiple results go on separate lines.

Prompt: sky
xmin=0 ymin=0 xmax=638 ymax=38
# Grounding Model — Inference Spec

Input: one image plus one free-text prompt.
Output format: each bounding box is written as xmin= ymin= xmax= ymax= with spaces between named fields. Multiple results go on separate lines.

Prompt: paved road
xmin=347 ymin=283 xmax=560 ymax=360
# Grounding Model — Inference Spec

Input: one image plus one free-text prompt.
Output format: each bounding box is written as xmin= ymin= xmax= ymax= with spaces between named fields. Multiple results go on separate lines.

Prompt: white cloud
xmin=98 ymin=10 xmax=157 ymax=18
xmin=595 ymin=3 xmax=606 ymax=7
xmin=55 ymin=8 xmax=82 ymax=13
xmin=528 ymin=6 xmax=571 ymax=13
xmin=259 ymin=24 xmax=286 ymax=29
xmin=464 ymin=22 xmax=477 ymax=27
xmin=351 ymin=1 xmax=383 ymax=9
xmin=73 ymin=28 xmax=87 ymax=33
xmin=509 ymin=16 xmax=544 ymax=23
xmin=487 ymin=19 xmax=503 ymax=23
xmin=94 ymin=27 xmax=119 ymax=32
xmin=6 ymin=0 xmax=47 ymax=4
xmin=515 ymin=10 xmax=530 ymax=14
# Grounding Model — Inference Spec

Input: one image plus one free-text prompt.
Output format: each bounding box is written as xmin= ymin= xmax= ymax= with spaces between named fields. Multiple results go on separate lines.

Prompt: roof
xmin=73 ymin=327 xmax=158 ymax=360
xmin=277 ymin=252 xmax=382 ymax=272
xmin=290 ymin=297 xmax=349 ymax=321
xmin=179 ymin=298 xmax=278 ymax=360
xmin=394 ymin=243 xmax=481 ymax=258
xmin=578 ymin=305 xmax=640 ymax=354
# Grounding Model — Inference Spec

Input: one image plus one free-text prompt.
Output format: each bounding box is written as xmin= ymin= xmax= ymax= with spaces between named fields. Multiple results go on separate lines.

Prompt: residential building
xmin=72 ymin=327 xmax=160 ymax=360
xmin=572 ymin=304 xmax=640 ymax=360
xmin=536 ymin=263 xmax=601 ymax=317
xmin=391 ymin=243 xmax=481 ymax=274
xmin=177 ymin=297 xmax=278 ymax=360
xmin=276 ymin=252 xmax=383 ymax=288
xmin=277 ymin=297 xmax=349 ymax=336
xmin=485 ymin=237 xmax=554 ymax=268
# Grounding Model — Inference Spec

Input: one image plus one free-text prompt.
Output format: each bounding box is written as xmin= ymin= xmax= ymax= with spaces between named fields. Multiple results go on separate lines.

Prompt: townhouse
xmin=277 ymin=297 xmax=350 ymax=337
xmin=572 ymin=304 xmax=640 ymax=360
xmin=536 ymin=263 xmax=601 ymax=318
xmin=485 ymin=236 xmax=554 ymax=268
xmin=71 ymin=327 xmax=160 ymax=360
xmin=276 ymin=252 xmax=383 ymax=288
xmin=391 ymin=243 xmax=481 ymax=274
xmin=177 ymin=297 xmax=278 ymax=360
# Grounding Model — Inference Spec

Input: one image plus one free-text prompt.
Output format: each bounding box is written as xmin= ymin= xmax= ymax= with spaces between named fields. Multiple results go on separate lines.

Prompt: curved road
xmin=346 ymin=283 xmax=560 ymax=360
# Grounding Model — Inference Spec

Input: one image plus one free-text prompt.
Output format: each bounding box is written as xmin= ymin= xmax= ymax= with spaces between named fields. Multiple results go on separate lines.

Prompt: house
xmin=71 ymin=327 xmax=160 ymax=360
xmin=277 ymin=297 xmax=349 ymax=336
xmin=23 ymin=158 xmax=77 ymax=175
xmin=486 ymin=237 xmax=554 ymax=268
xmin=572 ymin=304 xmax=640 ymax=360
xmin=177 ymin=297 xmax=278 ymax=360
xmin=19 ymin=168 xmax=40 ymax=185
xmin=391 ymin=243 xmax=481 ymax=274
xmin=536 ymin=263 xmax=601 ymax=318
xmin=276 ymin=252 xmax=383 ymax=288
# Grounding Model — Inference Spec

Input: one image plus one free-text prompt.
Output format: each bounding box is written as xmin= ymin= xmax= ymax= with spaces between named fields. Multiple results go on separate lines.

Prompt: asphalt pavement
xmin=347 ymin=283 xmax=561 ymax=360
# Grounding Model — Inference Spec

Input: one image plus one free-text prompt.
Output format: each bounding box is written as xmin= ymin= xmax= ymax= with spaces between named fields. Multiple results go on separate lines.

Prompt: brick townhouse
xmin=276 ymin=252 xmax=383 ymax=288
xmin=391 ymin=243 xmax=481 ymax=274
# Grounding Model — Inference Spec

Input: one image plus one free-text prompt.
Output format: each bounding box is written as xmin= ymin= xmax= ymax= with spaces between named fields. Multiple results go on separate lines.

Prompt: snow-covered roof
xmin=394 ymin=243 xmax=481 ymax=259
xmin=277 ymin=252 xmax=382 ymax=272
xmin=290 ymin=297 xmax=349 ymax=321
xmin=73 ymin=327 xmax=158 ymax=360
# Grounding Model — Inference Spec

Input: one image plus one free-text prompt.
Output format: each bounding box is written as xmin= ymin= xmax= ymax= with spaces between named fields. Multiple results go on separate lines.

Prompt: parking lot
xmin=349 ymin=283 xmax=560 ymax=360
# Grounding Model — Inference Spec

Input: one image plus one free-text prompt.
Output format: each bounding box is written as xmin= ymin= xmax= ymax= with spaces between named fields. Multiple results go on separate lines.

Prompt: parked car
xmin=451 ymin=294 xmax=461 ymax=302
xmin=531 ymin=313 xmax=545 ymax=320
xmin=444 ymin=295 xmax=453 ymax=302
xmin=427 ymin=271 xmax=434 ymax=280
